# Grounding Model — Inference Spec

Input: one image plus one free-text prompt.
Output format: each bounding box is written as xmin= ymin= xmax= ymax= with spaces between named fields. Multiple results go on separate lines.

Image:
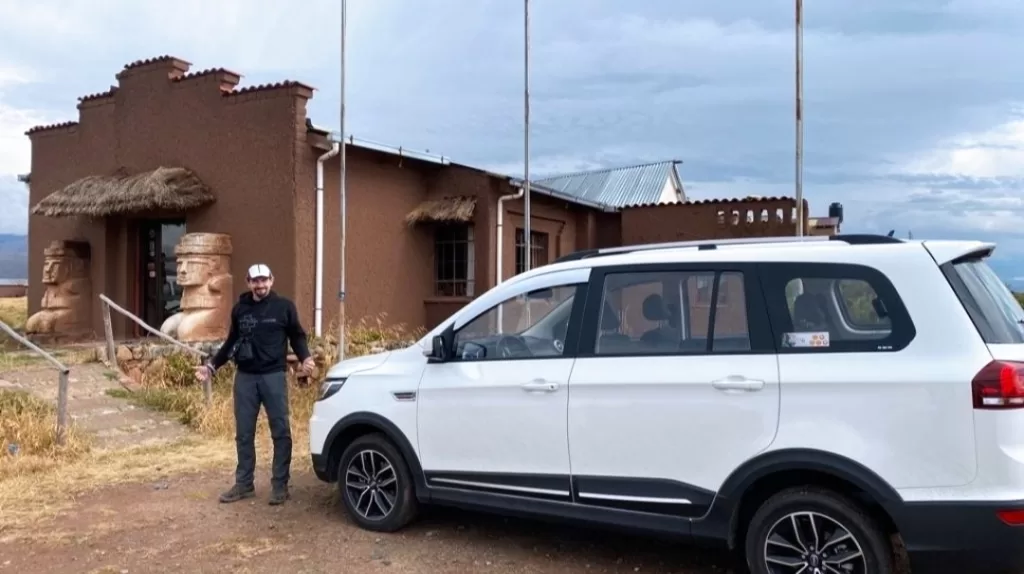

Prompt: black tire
xmin=744 ymin=486 xmax=894 ymax=574
xmin=337 ymin=433 xmax=419 ymax=532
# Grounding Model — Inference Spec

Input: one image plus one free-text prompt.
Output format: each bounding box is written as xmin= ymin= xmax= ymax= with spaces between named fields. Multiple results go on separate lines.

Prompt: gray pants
xmin=233 ymin=370 xmax=291 ymax=489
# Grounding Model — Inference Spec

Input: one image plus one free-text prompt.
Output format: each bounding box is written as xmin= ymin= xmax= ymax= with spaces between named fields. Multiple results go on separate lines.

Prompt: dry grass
xmin=0 ymin=296 xmax=27 ymax=328
xmin=0 ymin=390 xmax=91 ymax=474
xmin=0 ymin=296 xmax=27 ymax=351
xmin=404 ymin=195 xmax=477 ymax=225
xmin=0 ymin=314 xmax=419 ymax=535
xmin=119 ymin=314 xmax=421 ymax=441
xmin=0 ymin=436 xmax=236 ymax=538
xmin=30 ymin=166 xmax=214 ymax=218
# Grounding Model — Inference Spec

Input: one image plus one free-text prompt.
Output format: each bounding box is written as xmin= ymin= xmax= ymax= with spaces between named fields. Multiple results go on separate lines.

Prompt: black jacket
xmin=209 ymin=291 xmax=312 ymax=375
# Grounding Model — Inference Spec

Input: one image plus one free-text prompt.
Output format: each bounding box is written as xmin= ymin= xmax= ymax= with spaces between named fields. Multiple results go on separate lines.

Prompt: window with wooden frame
xmin=515 ymin=228 xmax=549 ymax=275
xmin=434 ymin=224 xmax=475 ymax=297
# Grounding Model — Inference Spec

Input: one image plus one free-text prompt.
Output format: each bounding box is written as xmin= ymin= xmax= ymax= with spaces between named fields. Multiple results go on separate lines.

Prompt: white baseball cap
xmin=247 ymin=263 xmax=272 ymax=279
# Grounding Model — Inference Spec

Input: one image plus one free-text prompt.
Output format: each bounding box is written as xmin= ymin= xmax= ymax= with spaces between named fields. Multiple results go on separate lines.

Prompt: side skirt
xmin=428 ymin=485 xmax=696 ymax=540
xmin=421 ymin=471 xmax=733 ymax=546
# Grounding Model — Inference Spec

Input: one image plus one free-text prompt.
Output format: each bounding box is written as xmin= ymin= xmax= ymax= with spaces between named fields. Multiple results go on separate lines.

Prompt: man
xmin=195 ymin=263 xmax=316 ymax=505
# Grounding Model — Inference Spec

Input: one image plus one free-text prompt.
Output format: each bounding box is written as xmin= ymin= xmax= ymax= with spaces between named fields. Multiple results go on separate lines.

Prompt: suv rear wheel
xmin=337 ymin=433 xmax=419 ymax=532
xmin=744 ymin=486 xmax=894 ymax=574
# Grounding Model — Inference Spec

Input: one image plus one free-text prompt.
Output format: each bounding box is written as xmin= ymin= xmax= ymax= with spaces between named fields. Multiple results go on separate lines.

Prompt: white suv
xmin=310 ymin=234 xmax=1024 ymax=574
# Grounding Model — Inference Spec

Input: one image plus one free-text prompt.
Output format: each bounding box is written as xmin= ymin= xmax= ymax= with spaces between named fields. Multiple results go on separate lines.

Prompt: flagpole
xmin=338 ymin=0 xmax=348 ymax=360
xmin=523 ymin=0 xmax=532 ymax=271
xmin=795 ymin=0 xmax=804 ymax=236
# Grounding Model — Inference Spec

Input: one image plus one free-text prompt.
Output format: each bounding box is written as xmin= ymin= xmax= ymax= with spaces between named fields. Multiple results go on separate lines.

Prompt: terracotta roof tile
xmin=174 ymin=68 xmax=242 ymax=82
xmin=122 ymin=55 xmax=186 ymax=70
xmin=25 ymin=121 xmax=79 ymax=135
xmin=621 ymin=196 xmax=796 ymax=209
xmin=78 ymin=87 xmax=118 ymax=103
xmin=225 ymin=80 xmax=315 ymax=97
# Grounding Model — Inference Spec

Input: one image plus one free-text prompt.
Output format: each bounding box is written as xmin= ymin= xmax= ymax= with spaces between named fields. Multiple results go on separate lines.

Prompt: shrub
xmin=119 ymin=314 xmax=420 ymax=450
xmin=0 ymin=389 xmax=89 ymax=462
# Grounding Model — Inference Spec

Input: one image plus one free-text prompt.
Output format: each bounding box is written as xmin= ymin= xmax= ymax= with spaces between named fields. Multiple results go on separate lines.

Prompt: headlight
xmin=318 ymin=377 xmax=347 ymax=401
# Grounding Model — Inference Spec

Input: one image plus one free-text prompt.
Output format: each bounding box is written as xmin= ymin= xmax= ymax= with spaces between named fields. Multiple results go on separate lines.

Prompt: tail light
xmin=997 ymin=509 xmax=1024 ymax=526
xmin=972 ymin=361 xmax=1024 ymax=409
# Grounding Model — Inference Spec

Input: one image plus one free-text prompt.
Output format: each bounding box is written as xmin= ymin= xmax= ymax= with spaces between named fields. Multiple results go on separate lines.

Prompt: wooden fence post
xmin=56 ymin=369 xmax=69 ymax=446
xmin=102 ymin=301 xmax=116 ymax=365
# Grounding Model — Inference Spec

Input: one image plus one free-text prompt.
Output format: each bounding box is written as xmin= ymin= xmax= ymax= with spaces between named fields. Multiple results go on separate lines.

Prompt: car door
xmin=417 ymin=267 xmax=590 ymax=502
xmin=566 ymin=262 xmax=779 ymax=517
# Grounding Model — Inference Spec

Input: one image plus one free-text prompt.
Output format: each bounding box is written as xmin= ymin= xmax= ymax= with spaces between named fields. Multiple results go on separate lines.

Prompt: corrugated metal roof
xmin=535 ymin=160 xmax=683 ymax=208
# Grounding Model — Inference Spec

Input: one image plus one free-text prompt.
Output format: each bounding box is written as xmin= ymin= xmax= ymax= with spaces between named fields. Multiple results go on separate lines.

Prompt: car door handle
xmin=521 ymin=380 xmax=559 ymax=393
xmin=711 ymin=376 xmax=765 ymax=392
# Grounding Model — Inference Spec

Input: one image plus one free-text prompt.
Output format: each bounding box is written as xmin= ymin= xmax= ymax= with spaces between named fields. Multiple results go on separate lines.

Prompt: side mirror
xmin=425 ymin=323 xmax=455 ymax=363
xmin=427 ymin=335 xmax=447 ymax=363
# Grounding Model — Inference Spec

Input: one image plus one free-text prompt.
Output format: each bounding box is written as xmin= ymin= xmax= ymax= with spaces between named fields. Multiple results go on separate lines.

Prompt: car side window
xmin=452 ymin=284 xmax=580 ymax=361
xmin=768 ymin=262 xmax=914 ymax=353
xmin=591 ymin=269 xmax=752 ymax=356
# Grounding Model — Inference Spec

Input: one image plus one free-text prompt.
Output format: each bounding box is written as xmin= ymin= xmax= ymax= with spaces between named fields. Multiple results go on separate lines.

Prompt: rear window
xmin=947 ymin=257 xmax=1024 ymax=344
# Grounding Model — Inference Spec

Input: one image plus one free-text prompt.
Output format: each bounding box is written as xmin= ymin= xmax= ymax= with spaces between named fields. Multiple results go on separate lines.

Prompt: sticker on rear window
xmin=782 ymin=331 xmax=830 ymax=348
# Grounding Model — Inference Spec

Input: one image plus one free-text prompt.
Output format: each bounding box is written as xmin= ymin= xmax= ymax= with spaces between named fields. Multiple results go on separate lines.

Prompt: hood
xmin=324 ymin=350 xmax=393 ymax=379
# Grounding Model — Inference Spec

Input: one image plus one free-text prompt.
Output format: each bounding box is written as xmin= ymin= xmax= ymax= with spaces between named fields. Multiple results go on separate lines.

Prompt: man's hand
xmin=301 ymin=357 xmax=316 ymax=374
xmin=195 ymin=364 xmax=212 ymax=383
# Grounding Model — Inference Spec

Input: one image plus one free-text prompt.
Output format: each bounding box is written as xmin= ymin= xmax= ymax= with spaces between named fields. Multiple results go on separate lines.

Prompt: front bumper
xmin=894 ymin=499 xmax=1024 ymax=574
xmin=311 ymin=453 xmax=331 ymax=483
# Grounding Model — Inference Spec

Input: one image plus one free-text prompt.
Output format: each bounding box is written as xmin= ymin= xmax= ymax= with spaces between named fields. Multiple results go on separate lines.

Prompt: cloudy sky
xmin=2 ymin=0 xmax=1024 ymax=277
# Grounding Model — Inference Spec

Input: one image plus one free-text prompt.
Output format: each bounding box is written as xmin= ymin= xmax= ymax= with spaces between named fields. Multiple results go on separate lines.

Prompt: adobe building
xmin=23 ymin=55 xmax=829 ymax=342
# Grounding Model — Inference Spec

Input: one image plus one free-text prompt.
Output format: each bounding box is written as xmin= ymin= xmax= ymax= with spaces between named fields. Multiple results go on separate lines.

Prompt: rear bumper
xmin=894 ymin=499 xmax=1024 ymax=574
xmin=311 ymin=453 xmax=331 ymax=482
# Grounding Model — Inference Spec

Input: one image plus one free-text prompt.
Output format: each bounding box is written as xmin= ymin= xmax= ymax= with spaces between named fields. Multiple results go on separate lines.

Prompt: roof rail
xmin=553 ymin=233 xmax=902 ymax=264
xmin=827 ymin=234 xmax=904 ymax=245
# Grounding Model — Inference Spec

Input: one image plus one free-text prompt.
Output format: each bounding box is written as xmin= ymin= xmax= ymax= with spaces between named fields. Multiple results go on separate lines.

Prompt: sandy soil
xmin=0 ymin=468 xmax=742 ymax=574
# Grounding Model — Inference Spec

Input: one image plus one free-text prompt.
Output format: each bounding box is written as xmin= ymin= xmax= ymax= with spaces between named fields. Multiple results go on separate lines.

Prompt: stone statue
xmin=25 ymin=240 xmax=92 ymax=339
xmin=160 ymin=233 xmax=233 ymax=342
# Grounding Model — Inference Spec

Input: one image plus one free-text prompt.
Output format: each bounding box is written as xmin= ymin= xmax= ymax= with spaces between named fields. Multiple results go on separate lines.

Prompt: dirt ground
xmin=0 ymin=467 xmax=741 ymax=574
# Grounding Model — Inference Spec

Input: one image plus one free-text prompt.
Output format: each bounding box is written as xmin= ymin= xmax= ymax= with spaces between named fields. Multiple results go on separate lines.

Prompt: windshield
xmin=950 ymin=257 xmax=1024 ymax=344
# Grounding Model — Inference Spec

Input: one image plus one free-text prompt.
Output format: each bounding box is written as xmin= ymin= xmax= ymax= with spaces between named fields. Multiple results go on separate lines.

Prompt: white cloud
xmin=0 ymin=67 xmax=46 ymax=178
xmin=900 ymin=114 xmax=1024 ymax=178
xmin=0 ymin=0 xmax=1023 ymax=267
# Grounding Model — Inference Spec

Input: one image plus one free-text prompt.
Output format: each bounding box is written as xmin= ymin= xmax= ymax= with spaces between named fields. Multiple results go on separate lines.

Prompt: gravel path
xmin=0 ymin=362 xmax=188 ymax=450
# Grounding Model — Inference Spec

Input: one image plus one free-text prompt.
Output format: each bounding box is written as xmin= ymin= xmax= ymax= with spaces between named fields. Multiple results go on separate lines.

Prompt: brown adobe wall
xmin=26 ymin=56 xmax=313 ymax=338
xmin=499 ymin=192 xmax=585 ymax=280
xmin=0 ymin=285 xmax=28 ymax=298
xmin=620 ymin=197 xmax=808 ymax=245
xmin=308 ymin=151 xmax=521 ymax=333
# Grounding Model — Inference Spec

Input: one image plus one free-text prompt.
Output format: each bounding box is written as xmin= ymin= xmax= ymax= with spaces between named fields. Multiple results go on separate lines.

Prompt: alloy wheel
xmin=344 ymin=449 xmax=399 ymax=521
xmin=763 ymin=511 xmax=867 ymax=574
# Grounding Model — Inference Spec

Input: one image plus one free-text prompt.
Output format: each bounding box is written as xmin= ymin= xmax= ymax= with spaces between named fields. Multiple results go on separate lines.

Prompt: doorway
xmin=137 ymin=219 xmax=186 ymax=331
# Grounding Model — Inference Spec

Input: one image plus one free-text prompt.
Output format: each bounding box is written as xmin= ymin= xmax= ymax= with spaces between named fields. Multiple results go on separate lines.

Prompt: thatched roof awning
xmin=31 ymin=166 xmax=214 ymax=218
xmin=405 ymin=196 xmax=477 ymax=225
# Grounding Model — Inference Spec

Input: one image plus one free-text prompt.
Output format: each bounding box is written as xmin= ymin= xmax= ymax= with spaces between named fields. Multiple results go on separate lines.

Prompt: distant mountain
xmin=0 ymin=234 xmax=27 ymax=279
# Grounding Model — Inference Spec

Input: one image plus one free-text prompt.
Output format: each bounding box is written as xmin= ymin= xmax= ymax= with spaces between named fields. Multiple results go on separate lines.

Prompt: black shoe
xmin=268 ymin=486 xmax=290 ymax=506
xmin=219 ymin=484 xmax=255 ymax=503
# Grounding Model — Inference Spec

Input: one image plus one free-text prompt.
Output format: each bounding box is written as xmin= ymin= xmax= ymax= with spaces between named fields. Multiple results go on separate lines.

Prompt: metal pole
xmin=338 ymin=0 xmax=348 ymax=361
xmin=523 ymin=0 xmax=532 ymax=271
xmin=795 ymin=0 xmax=804 ymax=236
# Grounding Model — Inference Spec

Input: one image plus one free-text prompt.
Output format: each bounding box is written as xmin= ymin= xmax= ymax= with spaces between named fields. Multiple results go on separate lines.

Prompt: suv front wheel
xmin=337 ymin=433 xmax=419 ymax=532
xmin=744 ymin=486 xmax=894 ymax=574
